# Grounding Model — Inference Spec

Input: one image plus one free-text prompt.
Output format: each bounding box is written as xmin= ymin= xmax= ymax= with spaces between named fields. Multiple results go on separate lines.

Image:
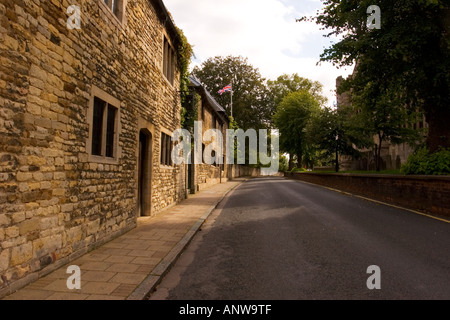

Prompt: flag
xmin=218 ymin=84 xmax=232 ymax=95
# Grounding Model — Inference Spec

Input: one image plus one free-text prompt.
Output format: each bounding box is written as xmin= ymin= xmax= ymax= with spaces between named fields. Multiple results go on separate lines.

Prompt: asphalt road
xmin=150 ymin=177 xmax=450 ymax=300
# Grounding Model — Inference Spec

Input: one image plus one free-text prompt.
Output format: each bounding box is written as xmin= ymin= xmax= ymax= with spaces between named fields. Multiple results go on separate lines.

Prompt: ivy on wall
xmin=175 ymin=26 xmax=194 ymax=128
xmin=182 ymin=91 xmax=200 ymax=133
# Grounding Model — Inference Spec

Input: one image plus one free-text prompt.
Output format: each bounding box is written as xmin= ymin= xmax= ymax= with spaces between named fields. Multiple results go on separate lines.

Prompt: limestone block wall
xmin=196 ymin=163 xmax=222 ymax=191
xmin=230 ymin=165 xmax=261 ymax=178
xmin=192 ymin=89 xmax=229 ymax=191
xmin=0 ymin=0 xmax=185 ymax=294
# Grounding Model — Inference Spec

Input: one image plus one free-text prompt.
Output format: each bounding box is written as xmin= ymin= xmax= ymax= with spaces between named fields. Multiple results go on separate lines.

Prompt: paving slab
xmin=1 ymin=178 xmax=244 ymax=300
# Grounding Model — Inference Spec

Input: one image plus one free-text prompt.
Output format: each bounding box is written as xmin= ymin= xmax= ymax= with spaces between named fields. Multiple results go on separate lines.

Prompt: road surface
xmin=149 ymin=177 xmax=450 ymax=300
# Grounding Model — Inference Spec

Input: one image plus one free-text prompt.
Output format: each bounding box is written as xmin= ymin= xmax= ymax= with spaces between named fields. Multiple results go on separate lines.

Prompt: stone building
xmin=187 ymin=76 xmax=230 ymax=193
xmin=0 ymin=0 xmax=188 ymax=294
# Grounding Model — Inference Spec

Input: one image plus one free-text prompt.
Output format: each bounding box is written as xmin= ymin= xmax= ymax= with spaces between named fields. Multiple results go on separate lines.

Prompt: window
xmin=202 ymin=144 xmax=206 ymax=164
xmin=101 ymin=0 xmax=125 ymax=23
xmin=91 ymin=98 xmax=105 ymax=156
xmin=212 ymin=150 xmax=219 ymax=167
xmin=91 ymin=97 xmax=118 ymax=159
xmin=161 ymin=132 xmax=173 ymax=166
xmin=105 ymin=105 xmax=117 ymax=157
xmin=163 ymin=36 xmax=176 ymax=85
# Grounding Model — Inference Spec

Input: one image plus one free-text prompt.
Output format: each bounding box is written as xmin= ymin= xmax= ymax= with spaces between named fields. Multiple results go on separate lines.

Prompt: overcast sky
xmin=164 ymin=0 xmax=354 ymax=108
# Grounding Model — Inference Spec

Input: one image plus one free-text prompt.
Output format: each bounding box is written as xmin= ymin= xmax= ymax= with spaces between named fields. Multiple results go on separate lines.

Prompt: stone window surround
xmin=99 ymin=0 xmax=128 ymax=28
xmin=161 ymin=32 xmax=176 ymax=89
xmin=86 ymin=85 xmax=122 ymax=164
xmin=160 ymin=127 xmax=174 ymax=169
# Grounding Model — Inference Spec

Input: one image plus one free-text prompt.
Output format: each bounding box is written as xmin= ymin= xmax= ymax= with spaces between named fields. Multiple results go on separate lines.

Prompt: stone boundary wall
xmin=196 ymin=163 xmax=223 ymax=191
xmin=230 ymin=165 xmax=284 ymax=178
xmin=284 ymin=172 xmax=450 ymax=218
xmin=230 ymin=165 xmax=261 ymax=178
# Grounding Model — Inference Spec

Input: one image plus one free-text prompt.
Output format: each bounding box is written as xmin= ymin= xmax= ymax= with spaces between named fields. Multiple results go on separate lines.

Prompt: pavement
xmin=1 ymin=178 xmax=245 ymax=300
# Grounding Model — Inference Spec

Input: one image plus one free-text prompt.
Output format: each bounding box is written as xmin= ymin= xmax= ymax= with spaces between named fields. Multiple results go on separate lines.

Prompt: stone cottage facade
xmin=187 ymin=76 xmax=230 ymax=193
xmin=0 ymin=0 xmax=188 ymax=294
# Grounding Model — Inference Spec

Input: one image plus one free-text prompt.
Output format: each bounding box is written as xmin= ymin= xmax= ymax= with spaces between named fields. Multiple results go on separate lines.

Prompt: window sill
xmin=88 ymin=154 xmax=120 ymax=165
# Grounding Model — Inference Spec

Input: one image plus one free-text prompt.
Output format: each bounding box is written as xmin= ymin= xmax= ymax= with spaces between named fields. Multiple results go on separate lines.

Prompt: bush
xmin=401 ymin=147 xmax=450 ymax=175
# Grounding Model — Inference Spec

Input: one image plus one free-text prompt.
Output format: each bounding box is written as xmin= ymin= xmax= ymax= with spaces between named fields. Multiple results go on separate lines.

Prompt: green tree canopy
xmin=192 ymin=55 xmax=272 ymax=130
xmin=267 ymin=73 xmax=327 ymax=108
xmin=304 ymin=0 xmax=450 ymax=152
xmin=309 ymin=106 xmax=368 ymax=171
xmin=272 ymin=91 xmax=321 ymax=167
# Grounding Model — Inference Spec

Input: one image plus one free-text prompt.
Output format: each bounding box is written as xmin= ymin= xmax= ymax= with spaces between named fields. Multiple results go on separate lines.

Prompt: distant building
xmin=187 ymin=76 xmax=230 ymax=192
xmin=335 ymin=76 xmax=427 ymax=171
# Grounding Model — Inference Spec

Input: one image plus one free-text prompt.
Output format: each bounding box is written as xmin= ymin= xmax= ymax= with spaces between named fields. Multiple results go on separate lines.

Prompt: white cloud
xmin=164 ymin=0 xmax=354 ymax=107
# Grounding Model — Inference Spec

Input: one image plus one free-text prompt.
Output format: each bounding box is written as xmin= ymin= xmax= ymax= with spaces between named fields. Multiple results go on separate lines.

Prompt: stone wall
xmin=0 ymin=0 xmax=185 ymax=294
xmin=285 ymin=172 xmax=450 ymax=217
xmin=230 ymin=165 xmax=260 ymax=178
xmin=196 ymin=163 xmax=223 ymax=191
xmin=189 ymin=80 xmax=229 ymax=192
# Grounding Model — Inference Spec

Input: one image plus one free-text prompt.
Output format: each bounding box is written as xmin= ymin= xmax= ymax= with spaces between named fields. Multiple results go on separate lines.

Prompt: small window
xmin=91 ymin=97 xmax=118 ymax=158
xmin=202 ymin=144 xmax=206 ymax=164
xmin=92 ymin=98 xmax=105 ymax=156
xmin=212 ymin=150 xmax=219 ymax=167
xmin=102 ymin=0 xmax=125 ymax=23
xmin=163 ymin=36 xmax=176 ymax=85
xmin=104 ymin=0 xmax=119 ymax=17
xmin=161 ymin=132 xmax=173 ymax=166
xmin=105 ymin=105 xmax=117 ymax=157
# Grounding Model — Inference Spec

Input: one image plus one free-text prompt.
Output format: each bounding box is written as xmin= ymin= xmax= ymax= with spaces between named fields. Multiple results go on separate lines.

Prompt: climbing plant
xmin=175 ymin=26 xmax=194 ymax=128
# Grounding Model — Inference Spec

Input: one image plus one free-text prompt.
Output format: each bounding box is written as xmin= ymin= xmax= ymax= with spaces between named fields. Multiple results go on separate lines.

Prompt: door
xmin=138 ymin=130 xmax=152 ymax=216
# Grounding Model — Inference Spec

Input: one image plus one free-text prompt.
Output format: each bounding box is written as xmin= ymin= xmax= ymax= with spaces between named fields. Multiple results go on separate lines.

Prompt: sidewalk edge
xmin=126 ymin=180 xmax=245 ymax=300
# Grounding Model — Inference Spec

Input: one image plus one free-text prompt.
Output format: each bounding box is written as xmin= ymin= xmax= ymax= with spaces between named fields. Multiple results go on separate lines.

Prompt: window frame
xmin=160 ymin=131 xmax=173 ymax=167
xmin=162 ymin=35 xmax=176 ymax=86
xmin=87 ymin=86 xmax=121 ymax=164
xmin=99 ymin=0 xmax=127 ymax=26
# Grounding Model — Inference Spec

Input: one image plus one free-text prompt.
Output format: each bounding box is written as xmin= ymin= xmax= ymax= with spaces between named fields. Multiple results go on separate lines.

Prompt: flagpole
xmin=230 ymin=78 xmax=233 ymax=118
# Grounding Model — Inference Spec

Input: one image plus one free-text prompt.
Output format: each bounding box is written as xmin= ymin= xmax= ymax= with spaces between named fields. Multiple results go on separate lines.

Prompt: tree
xmin=349 ymin=83 xmax=423 ymax=171
xmin=268 ymin=74 xmax=328 ymax=169
xmin=272 ymin=91 xmax=321 ymax=168
xmin=308 ymin=107 xmax=361 ymax=172
xmin=192 ymin=55 xmax=272 ymax=130
xmin=267 ymin=73 xmax=327 ymax=108
xmin=304 ymin=0 xmax=450 ymax=153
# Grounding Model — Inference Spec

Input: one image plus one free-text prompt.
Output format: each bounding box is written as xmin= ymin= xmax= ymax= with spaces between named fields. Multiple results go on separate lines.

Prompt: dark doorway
xmin=138 ymin=130 xmax=152 ymax=216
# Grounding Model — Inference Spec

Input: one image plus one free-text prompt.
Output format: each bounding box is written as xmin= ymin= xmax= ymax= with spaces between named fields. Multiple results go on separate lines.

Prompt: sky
xmin=164 ymin=0 xmax=355 ymax=108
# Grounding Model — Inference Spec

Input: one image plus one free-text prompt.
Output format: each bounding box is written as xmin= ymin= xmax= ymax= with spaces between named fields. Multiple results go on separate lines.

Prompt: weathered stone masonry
xmin=0 ymin=0 xmax=186 ymax=294
xmin=187 ymin=76 xmax=230 ymax=193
